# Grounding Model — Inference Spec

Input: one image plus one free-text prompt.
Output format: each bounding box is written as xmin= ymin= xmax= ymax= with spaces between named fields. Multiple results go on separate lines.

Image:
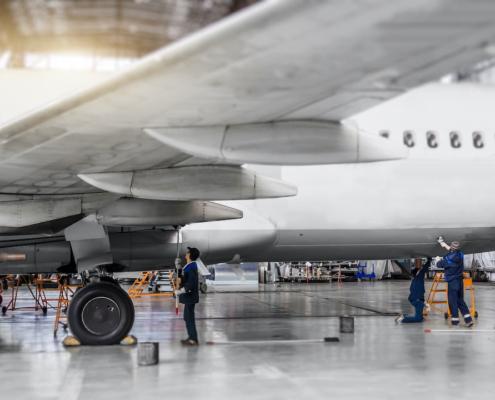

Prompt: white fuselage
xmin=2 ymin=82 xmax=495 ymax=273
xmin=185 ymin=82 xmax=495 ymax=262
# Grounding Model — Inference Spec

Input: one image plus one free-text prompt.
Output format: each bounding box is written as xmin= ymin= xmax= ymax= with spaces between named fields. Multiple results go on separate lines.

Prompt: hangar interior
xmin=1 ymin=1 xmax=495 ymax=400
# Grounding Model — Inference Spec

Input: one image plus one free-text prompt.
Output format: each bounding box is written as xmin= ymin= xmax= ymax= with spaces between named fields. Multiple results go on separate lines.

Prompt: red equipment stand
xmin=1 ymin=275 xmax=46 ymax=315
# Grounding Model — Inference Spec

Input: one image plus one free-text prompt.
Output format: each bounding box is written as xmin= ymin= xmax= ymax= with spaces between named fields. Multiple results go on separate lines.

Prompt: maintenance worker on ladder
xmin=395 ymin=258 xmax=431 ymax=324
xmin=436 ymin=238 xmax=474 ymax=327
xmin=175 ymin=247 xmax=200 ymax=346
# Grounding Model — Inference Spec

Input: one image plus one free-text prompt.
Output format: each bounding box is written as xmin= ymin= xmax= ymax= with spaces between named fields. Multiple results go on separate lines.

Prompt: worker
xmin=175 ymin=246 xmax=200 ymax=346
xmin=395 ymin=258 xmax=431 ymax=323
xmin=436 ymin=238 xmax=474 ymax=327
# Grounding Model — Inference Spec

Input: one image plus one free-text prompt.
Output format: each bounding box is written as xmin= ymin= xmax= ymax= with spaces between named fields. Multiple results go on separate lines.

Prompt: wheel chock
xmin=63 ymin=336 xmax=81 ymax=347
xmin=121 ymin=335 xmax=138 ymax=346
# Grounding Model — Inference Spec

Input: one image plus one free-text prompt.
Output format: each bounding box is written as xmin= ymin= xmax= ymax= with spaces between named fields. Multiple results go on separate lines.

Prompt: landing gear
xmin=67 ymin=282 xmax=135 ymax=345
xmin=200 ymin=283 xmax=208 ymax=293
xmin=2 ymin=280 xmax=7 ymax=291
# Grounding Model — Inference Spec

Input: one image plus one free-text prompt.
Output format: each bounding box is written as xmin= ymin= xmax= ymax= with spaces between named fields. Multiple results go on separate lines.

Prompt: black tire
xmin=67 ymin=282 xmax=135 ymax=346
xmin=200 ymin=283 xmax=207 ymax=293
xmin=42 ymin=306 xmax=48 ymax=315
xmin=475 ymin=311 xmax=479 ymax=319
xmin=2 ymin=280 xmax=7 ymax=291
xmin=444 ymin=313 xmax=449 ymax=320
xmin=0 ymin=295 xmax=2 ymax=305
xmin=2 ymin=306 xmax=7 ymax=315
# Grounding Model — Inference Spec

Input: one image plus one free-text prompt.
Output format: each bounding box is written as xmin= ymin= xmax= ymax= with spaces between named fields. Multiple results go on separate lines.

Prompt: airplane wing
xmin=1 ymin=0 xmax=495 ymax=197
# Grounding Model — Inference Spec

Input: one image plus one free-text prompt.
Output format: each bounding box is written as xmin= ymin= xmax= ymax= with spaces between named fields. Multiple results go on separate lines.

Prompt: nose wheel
xmin=67 ymin=282 xmax=135 ymax=345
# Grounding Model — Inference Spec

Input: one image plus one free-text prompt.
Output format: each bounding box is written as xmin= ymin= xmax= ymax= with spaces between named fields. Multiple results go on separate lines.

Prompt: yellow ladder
xmin=35 ymin=275 xmax=61 ymax=313
xmin=54 ymin=282 xmax=82 ymax=336
xmin=424 ymin=272 xmax=478 ymax=319
xmin=128 ymin=271 xmax=156 ymax=299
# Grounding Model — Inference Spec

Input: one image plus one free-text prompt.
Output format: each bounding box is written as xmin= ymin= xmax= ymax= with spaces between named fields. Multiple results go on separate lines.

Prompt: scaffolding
xmin=1 ymin=275 xmax=45 ymax=315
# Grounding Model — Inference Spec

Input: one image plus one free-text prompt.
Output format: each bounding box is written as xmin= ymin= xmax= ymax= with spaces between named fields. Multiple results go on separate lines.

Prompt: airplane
xmin=1 ymin=0 xmax=495 ymax=345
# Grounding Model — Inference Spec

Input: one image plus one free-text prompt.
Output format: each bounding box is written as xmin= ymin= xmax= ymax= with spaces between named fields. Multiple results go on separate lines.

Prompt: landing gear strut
xmin=67 ymin=282 xmax=135 ymax=345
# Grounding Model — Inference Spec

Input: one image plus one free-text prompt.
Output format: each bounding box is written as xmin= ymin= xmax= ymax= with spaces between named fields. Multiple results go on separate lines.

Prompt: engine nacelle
xmin=145 ymin=120 xmax=408 ymax=166
xmin=96 ymin=198 xmax=243 ymax=227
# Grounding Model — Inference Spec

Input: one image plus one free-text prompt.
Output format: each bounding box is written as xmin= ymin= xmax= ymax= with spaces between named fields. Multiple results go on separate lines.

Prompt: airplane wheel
xmin=2 ymin=280 xmax=7 ymax=290
xmin=42 ymin=307 xmax=48 ymax=315
xmin=200 ymin=283 xmax=207 ymax=293
xmin=2 ymin=306 xmax=7 ymax=315
xmin=474 ymin=311 xmax=479 ymax=319
xmin=444 ymin=313 xmax=449 ymax=320
xmin=68 ymin=282 xmax=135 ymax=346
xmin=0 ymin=295 xmax=2 ymax=305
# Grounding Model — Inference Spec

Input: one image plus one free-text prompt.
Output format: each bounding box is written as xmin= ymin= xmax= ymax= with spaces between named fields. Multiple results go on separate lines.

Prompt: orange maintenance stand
xmin=424 ymin=272 xmax=478 ymax=319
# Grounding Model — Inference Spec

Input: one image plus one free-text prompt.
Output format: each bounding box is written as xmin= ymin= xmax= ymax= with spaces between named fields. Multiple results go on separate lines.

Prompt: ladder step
xmin=432 ymin=301 xmax=447 ymax=304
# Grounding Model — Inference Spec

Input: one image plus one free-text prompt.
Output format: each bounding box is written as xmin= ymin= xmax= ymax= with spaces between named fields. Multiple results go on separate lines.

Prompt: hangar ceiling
xmin=0 ymin=0 xmax=260 ymax=70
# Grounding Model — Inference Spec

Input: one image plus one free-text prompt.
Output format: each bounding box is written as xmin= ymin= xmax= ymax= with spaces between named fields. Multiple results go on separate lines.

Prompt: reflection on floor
xmin=1 ymin=281 xmax=494 ymax=400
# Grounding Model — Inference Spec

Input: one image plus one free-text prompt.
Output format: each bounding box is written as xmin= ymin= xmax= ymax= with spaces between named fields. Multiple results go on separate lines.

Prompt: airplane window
xmin=449 ymin=131 xmax=462 ymax=148
xmin=426 ymin=131 xmax=438 ymax=148
xmin=403 ymin=131 xmax=415 ymax=147
xmin=473 ymin=131 xmax=484 ymax=148
xmin=379 ymin=130 xmax=389 ymax=138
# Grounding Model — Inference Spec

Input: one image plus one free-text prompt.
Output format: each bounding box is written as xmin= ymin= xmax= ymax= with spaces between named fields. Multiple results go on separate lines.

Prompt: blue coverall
xmin=437 ymin=251 xmax=472 ymax=325
xmin=179 ymin=261 xmax=199 ymax=342
xmin=402 ymin=261 xmax=430 ymax=323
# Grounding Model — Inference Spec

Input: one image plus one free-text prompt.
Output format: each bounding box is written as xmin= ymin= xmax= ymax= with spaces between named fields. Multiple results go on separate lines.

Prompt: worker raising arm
xmin=435 ymin=238 xmax=473 ymax=327
xmin=395 ymin=258 xmax=431 ymax=324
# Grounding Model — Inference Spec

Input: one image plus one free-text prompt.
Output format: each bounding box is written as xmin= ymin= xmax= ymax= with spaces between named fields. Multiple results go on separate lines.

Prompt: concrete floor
xmin=1 ymin=280 xmax=494 ymax=400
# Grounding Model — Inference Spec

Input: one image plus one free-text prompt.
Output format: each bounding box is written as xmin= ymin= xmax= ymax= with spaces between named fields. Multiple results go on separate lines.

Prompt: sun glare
xmin=0 ymin=51 xmax=137 ymax=72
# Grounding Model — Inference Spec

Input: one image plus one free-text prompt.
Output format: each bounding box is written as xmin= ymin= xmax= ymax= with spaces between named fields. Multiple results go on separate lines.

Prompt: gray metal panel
xmin=209 ymin=262 xmax=258 ymax=284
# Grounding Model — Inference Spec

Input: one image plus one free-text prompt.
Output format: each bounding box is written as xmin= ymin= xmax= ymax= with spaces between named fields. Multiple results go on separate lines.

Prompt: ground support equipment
xmin=128 ymin=271 xmax=175 ymax=299
xmin=54 ymin=282 xmax=83 ymax=336
xmin=35 ymin=275 xmax=61 ymax=313
xmin=1 ymin=275 xmax=45 ymax=315
xmin=424 ymin=272 xmax=478 ymax=318
xmin=128 ymin=271 xmax=156 ymax=299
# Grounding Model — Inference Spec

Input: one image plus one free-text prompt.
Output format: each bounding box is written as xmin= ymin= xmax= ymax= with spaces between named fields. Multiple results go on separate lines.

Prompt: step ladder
xmin=54 ymin=281 xmax=83 ymax=336
xmin=35 ymin=275 xmax=61 ymax=313
xmin=128 ymin=271 xmax=156 ymax=299
xmin=424 ymin=272 xmax=478 ymax=318
xmin=153 ymin=271 xmax=175 ymax=293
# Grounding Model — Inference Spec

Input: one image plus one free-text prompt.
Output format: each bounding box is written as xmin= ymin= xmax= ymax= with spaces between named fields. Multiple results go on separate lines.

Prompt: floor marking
xmin=425 ymin=329 xmax=495 ymax=333
xmin=207 ymin=338 xmax=339 ymax=345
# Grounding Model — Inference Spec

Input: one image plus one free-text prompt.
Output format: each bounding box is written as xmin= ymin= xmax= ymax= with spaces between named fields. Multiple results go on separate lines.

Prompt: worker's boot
xmin=180 ymin=338 xmax=190 ymax=345
xmin=395 ymin=315 xmax=404 ymax=324
xmin=183 ymin=340 xmax=199 ymax=346
xmin=464 ymin=315 xmax=474 ymax=328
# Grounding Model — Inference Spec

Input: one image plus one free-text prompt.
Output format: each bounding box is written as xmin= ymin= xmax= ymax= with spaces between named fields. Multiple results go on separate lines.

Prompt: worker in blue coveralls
xmin=395 ymin=258 xmax=431 ymax=323
xmin=435 ymin=238 xmax=474 ymax=327
xmin=175 ymin=246 xmax=200 ymax=345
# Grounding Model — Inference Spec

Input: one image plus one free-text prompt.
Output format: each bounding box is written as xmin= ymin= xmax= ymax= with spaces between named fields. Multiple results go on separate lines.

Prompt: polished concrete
xmin=1 ymin=280 xmax=494 ymax=399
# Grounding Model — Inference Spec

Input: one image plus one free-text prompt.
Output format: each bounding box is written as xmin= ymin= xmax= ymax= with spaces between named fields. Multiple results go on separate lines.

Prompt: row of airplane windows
xmin=379 ymin=130 xmax=486 ymax=149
